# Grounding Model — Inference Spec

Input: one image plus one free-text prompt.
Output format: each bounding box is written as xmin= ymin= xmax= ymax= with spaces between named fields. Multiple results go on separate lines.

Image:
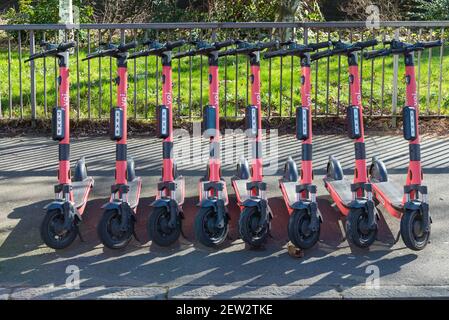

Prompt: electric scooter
xmin=310 ymin=39 xmax=379 ymax=248
xmin=83 ymin=41 xmax=142 ymax=249
xmin=28 ymin=41 xmax=94 ymax=249
xmin=364 ymin=39 xmax=442 ymax=250
xmin=174 ymin=40 xmax=236 ymax=247
xmin=263 ymin=40 xmax=331 ymax=249
xmin=224 ymin=40 xmax=279 ymax=248
xmin=129 ymin=40 xmax=186 ymax=246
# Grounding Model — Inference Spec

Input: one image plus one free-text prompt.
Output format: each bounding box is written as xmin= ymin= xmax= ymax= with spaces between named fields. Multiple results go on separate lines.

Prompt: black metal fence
xmin=0 ymin=21 xmax=447 ymax=121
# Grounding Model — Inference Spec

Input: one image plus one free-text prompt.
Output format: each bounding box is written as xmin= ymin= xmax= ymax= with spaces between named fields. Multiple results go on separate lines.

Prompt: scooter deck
xmin=279 ymin=181 xmax=297 ymax=207
xmin=72 ymin=177 xmax=94 ymax=209
xmin=128 ymin=177 xmax=142 ymax=209
xmin=372 ymin=181 xmax=403 ymax=209
xmin=324 ymin=178 xmax=353 ymax=207
xmin=232 ymin=178 xmax=251 ymax=204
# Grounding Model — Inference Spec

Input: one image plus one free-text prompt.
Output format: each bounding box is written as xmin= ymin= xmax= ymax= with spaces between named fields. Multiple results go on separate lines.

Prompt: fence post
xmin=30 ymin=30 xmax=37 ymax=126
xmin=391 ymin=29 xmax=399 ymax=127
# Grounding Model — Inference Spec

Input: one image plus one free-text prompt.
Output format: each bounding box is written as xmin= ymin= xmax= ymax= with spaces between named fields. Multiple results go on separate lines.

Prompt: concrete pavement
xmin=1 ymin=133 xmax=449 ymax=299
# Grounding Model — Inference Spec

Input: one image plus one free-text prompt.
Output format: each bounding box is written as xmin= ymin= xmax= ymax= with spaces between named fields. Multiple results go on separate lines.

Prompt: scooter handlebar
xmin=308 ymin=41 xmax=332 ymax=50
xmin=58 ymin=41 xmax=76 ymax=52
xmin=355 ymin=39 xmax=378 ymax=49
xmin=257 ymin=40 xmax=279 ymax=50
xmin=173 ymin=50 xmax=196 ymax=59
xmin=363 ymin=48 xmax=391 ymax=59
xmin=119 ymin=41 xmax=137 ymax=52
xmin=214 ymin=39 xmax=235 ymax=49
xmin=310 ymin=49 xmax=334 ymax=61
xmin=418 ymin=40 xmax=443 ymax=49
xmin=263 ymin=49 xmax=289 ymax=59
xmin=166 ymin=40 xmax=186 ymax=50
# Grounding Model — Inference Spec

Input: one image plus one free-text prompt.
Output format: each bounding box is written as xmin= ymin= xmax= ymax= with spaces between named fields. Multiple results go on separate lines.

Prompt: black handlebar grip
xmin=419 ymin=40 xmax=443 ymax=48
xmin=363 ymin=49 xmax=388 ymax=59
xmin=263 ymin=49 xmax=287 ymax=59
xmin=356 ymin=39 xmax=378 ymax=49
xmin=166 ymin=40 xmax=186 ymax=50
xmin=258 ymin=40 xmax=279 ymax=50
xmin=310 ymin=49 xmax=334 ymax=61
xmin=214 ymin=39 xmax=235 ymax=50
xmin=280 ymin=40 xmax=295 ymax=46
xmin=173 ymin=50 xmax=195 ymax=59
xmin=218 ymin=48 xmax=237 ymax=57
xmin=58 ymin=41 xmax=76 ymax=52
xmin=120 ymin=41 xmax=137 ymax=51
xmin=309 ymin=41 xmax=332 ymax=50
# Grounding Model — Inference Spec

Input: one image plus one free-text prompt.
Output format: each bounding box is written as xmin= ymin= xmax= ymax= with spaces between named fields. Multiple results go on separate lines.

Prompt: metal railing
xmin=0 ymin=21 xmax=447 ymax=121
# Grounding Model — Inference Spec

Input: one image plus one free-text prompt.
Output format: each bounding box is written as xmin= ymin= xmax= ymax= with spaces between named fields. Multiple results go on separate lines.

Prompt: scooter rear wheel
xmin=288 ymin=209 xmax=320 ymax=249
xmin=148 ymin=206 xmax=181 ymax=247
xmin=346 ymin=208 xmax=377 ymax=248
xmin=194 ymin=207 xmax=228 ymax=247
xmin=98 ymin=209 xmax=134 ymax=249
xmin=400 ymin=210 xmax=430 ymax=251
xmin=41 ymin=209 xmax=78 ymax=249
xmin=239 ymin=206 xmax=270 ymax=248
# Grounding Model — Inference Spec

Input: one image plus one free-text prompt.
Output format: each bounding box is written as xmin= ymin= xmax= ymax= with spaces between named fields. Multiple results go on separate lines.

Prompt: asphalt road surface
xmin=1 ymin=134 xmax=449 ymax=299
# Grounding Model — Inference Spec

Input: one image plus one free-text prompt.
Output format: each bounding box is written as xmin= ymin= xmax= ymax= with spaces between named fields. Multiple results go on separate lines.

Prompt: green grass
xmin=0 ymin=46 xmax=448 ymax=119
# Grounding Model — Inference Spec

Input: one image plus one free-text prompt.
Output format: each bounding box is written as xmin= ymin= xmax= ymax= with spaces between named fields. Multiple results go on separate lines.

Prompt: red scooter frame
xmin=174 ymin=40 xmax=235 ymax=247
xmin=365 ymin=39 xmax=442 ymax=250
xmin=264 ymin=41 xmax=330 ymax=249
xmin=130 ymin=40 xmax=186 ymax=247
xmin=84 ymin=42 xmax=142 ymax=249
xmin=311 ymin=40 xmax=379 ymax=248
xmin=27 ymin=41 xmax=94 ymax=250
xmin=226 ymin=41 xmax=279 ymax=248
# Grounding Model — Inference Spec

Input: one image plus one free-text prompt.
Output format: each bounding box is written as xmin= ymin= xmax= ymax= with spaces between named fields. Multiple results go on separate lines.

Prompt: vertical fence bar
xmin=360 ymin=32 xmax=364 ymax=94
xmin=380 ymin=29 xmax=386 ymax=116
xmin=43 ymin=32 xmax=47 ymax=116
xmin=188 ymin=31 xmax=192 ymax=119
xmin=177 ymin=32 xmax=182 ymax=116
xmin=426 ymin=29 xmax=433 ymax=115
xmin=8 ymin=38 xmax=12 ymax=118
xmin=437 ymin=28 xmax=444 ymax=116
xmin=235 ymin=52 xmax=238 ymax=117
xmin=289 ymin=32 xmax=294 ymax=118
xmin=417 ymin=28 xmax=423 ymax=105
xmin=155 ymin=30 xmax=159 ymax=112
xmin=279 ymin=53 xmax=283 ymax=117
xmin=369 ymin=29 xmax=375 ymax=115
xmin=336 ymin=30 xmax=341 ymax=117
xmin=98 ymin=29 xmax=102 ymax=118
xmin=314 ymin=30 xmax=319 ymax=116
xmin=348 ymin=30 xmax=353 ymax=106
xmin=144 ymin=30 xmax=149 ymax=119
xmin=87 ymin=29 xmax=92 ymax=119
xmin=18 ymin=31 xmax=23 ymax=119
xmin=391 ymin=29 xmax=399 ymax=126
xmin=29 ymin=31 xmax=37 ymax=122
xmin=325 ymin=30 xmax=330 ymax=116
xmin=268 ymin=44 xmax=272 ymax=118
xmin=224 ymin=53 xmax=228 ymax=119
xmin=133 ymin=30 xmax=137 ymax=119
xmin=76 ymin=31 xmax=81 ymax=119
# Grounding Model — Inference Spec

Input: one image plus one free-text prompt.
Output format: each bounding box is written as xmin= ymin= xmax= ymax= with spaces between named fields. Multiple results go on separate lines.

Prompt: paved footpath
xmin=1 ymin=134 xmax=449 ymax=299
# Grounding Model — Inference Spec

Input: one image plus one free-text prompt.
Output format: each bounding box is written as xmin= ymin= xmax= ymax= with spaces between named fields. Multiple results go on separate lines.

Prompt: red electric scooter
xmin=224 ymin=40 xmax=279 ymax=248
xmin=310 ymin=39 xmax=379 ymax=248
xmin=28 ymin=41 xmax=94 ymax=249
xmin=84 ymin=41 xmax=142 ymax=249
xmin=263 ymin=40 xmax=331 ymax=249
xmin=174 ymin=40 xmax=236 ymax=247
xmin=364 ymin=39 xmax=442 ymax=250
xmin=129 ymin=40 xmax=186 ymax=246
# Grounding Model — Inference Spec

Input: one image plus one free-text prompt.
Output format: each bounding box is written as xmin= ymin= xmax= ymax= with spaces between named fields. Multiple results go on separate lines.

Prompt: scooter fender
xmin=242 ymin=198 xmax=273 ymax=228
xmin=152 ymin=198 xmax=182 ymax=228
xmin=403 ymin=201 xmax=421 ymax=211
xmin=290 ymin=201 xmax=310 ymax=211
xmin=349 ymin=199 xmax=379 ymax=229
xmin=151 ymin=198 xmax=171 ymax=209
xmin=43 ymin=200 xmax=82 ymax=221
xmin=200 ymin=198 xmax=228 ymax=228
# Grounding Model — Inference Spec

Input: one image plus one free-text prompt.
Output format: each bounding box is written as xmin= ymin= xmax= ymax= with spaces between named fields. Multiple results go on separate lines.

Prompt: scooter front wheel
xmin=98 ymin=209 xmax=134 ymax=249
xmin=239 ymin=206 xmax=270 ymax=248
xmin=194 ymin=207 xmax=228 ymax=247
xmin=288 ymin=209 xmax=320 ymax=249
xmin=400 ymin=210 xmax=430 ymax=251
xmin=346 ymin=208 xmax=377 ymax=248
xmin=41 ymin=209 xmax=78 ymax=249
xmin=148 ymin=206 xmax=181 ymax=247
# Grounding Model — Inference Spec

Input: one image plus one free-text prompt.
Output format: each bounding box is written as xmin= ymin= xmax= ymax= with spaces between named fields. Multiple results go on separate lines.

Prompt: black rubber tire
xmin=98 ymin=209 xmax=134 ymax=249
xmin=40 ymin=209 xmax=78 ymax=249
xmin=288 ymin=209 xmax=320 ymax=249
xmin=148 ymin=206 xmax=181 ymax=247
xmin=400 ymin=210 xmax=431 ymax=251
xmin=239 ymin=206 xmax=270 ymax=248
xmin=346 ymin=208 xmax=377 ymax=248
xmin=194 ymin=207 xmax=229 ymax=247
